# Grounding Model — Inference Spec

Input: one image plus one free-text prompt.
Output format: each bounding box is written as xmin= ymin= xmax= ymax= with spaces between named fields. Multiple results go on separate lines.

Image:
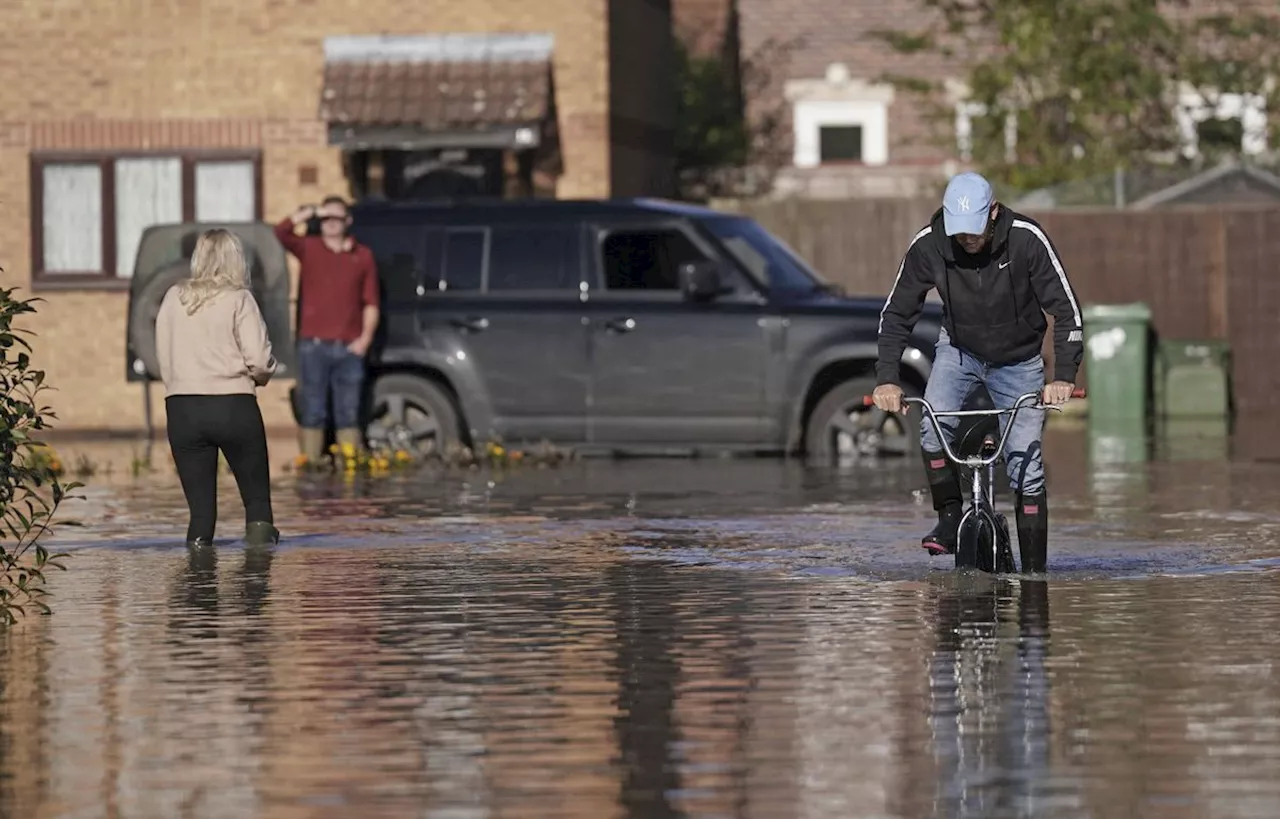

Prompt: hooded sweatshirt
xmin=876 ymin=205 xmax=1083 ymax=386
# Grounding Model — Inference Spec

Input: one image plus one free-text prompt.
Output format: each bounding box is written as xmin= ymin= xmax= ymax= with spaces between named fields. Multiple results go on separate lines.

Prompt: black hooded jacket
xmin=875 ymin=205 xmax=1084 ymax=386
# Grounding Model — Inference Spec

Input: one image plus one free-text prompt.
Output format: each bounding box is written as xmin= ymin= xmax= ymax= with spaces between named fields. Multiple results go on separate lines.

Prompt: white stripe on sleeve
xmin=1013 ymin=219 xmax=1082 ymax=328
xmin=878 ymin=226 xmax=932 ymax=335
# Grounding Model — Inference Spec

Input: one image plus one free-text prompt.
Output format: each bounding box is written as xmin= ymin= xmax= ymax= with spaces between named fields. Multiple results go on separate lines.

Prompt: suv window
xmin=348 ymin=223 xmax=424 ymax=304
xmin=601 ymin=228 xmax=706 ymax=290
xmin=488 ymin=225 xmax=580 ymax=291
xmin=442 ymin=228 xmax=486 ymax=291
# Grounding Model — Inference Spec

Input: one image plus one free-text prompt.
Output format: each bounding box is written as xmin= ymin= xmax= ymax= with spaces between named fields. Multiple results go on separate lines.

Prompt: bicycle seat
xmin=952 ymin=385 xmax=1001 ymax=459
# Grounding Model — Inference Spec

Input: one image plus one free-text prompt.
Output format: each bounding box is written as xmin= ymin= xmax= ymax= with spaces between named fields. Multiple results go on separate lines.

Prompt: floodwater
xmin=3 ymin=419 xmax=1280 ymax=819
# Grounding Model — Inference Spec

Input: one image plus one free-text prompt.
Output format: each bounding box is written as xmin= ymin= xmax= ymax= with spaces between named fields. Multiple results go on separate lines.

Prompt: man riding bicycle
xmin=872 ymin=172 xmax=1084 ymax=573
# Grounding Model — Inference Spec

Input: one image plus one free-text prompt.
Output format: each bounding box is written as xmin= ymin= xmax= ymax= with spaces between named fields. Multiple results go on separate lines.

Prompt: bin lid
xmin=1083 ymin=302 xmax=1153 ymax=321
xmin=1156 ymin=338 xmax=1231 ymax=365
xmin=1157 ymin=338 xmax=1230 ymax=351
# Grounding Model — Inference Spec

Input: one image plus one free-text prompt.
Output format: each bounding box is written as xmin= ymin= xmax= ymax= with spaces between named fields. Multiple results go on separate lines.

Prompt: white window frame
xmin=1176 ymin=84 xmax=1267 ymax=159
xmin=786 ymin=65 xmax=895 ymax=168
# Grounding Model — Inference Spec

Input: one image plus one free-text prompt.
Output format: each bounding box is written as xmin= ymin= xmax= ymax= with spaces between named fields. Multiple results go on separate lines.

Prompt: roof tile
xmin=319 ymin=58 xmax=551 ymax=129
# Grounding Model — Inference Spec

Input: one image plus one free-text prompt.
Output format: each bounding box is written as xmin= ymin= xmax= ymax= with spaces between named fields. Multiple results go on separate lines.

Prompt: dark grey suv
xmin=324 ymin=198 xmax=943 ymax=461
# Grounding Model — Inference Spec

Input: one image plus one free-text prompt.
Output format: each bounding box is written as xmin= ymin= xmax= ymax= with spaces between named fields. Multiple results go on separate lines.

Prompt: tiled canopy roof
xmin=319 ymin=33 xmax=554 ymax=148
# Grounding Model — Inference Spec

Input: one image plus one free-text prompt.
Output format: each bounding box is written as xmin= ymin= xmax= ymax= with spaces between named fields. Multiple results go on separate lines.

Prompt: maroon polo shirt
xmin=274 ymin=218 xmax=379 ymax=343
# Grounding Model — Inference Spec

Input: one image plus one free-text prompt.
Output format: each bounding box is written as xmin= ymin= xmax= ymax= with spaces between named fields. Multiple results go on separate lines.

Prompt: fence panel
xmin=1224 ymin=208 xmax=1280 ymax=415
xmin=725 ymin=198 xmax=1280 ymax=411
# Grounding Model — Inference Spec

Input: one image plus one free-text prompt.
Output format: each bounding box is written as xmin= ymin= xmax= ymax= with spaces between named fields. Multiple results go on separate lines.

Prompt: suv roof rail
xmin=348 ymin=196 xmax=730 ymax=218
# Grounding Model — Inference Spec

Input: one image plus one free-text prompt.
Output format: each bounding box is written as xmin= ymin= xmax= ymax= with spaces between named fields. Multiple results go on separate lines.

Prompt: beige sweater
xmin=155 ymin=286 xmax=277 ymax=396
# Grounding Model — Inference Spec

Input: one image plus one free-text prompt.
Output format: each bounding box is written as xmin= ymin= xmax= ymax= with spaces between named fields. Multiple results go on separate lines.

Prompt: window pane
xmin=602 ymin=229 xmax=705 ymax=290
xmin=116 ymin=157 xmax=182 ymax=277
xmin=819 ymin=126 xmax=863 ymax=162
xmin=42 ymin=164 xmax=103 ymax=273
xmin=349 ymin=223 xmax=423 ymax=304
xmin=488 ymin=225 xmax=579 ymax=291
xmin=1197 ymin=117 xmax=1245 ymax=154
xmin=195 ymin=160 xmax=255 ymax=222
xmin=442 ymin=229 xmax=486 ymax=291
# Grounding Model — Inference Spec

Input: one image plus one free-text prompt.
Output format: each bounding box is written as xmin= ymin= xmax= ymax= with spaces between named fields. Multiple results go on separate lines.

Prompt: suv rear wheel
xmin=366 ymin=374 xmax=462 ymax=459
xmin=805 ymin=376 xmax=921 ymax=464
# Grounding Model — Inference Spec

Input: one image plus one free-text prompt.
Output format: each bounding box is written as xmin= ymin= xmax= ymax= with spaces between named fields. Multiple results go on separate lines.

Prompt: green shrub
xmin=0 ymin=286 xmax=83 ymax=625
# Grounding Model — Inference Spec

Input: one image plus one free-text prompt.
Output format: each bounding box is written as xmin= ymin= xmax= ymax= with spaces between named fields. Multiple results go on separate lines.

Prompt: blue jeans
xmin=920 ymin=328 xmax=1046 ymax=495
xmin=297 ymin=338 xmax=365 ymax=430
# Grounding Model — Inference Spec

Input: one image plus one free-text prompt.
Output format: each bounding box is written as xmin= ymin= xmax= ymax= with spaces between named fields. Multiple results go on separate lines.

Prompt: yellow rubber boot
xmin=335 ymin=427 xmax=364 ymax=455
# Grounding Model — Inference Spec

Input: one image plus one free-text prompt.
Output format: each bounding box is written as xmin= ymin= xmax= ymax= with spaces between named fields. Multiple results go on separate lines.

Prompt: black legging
xmin=165 ymin=394 xmax=273 ymax=543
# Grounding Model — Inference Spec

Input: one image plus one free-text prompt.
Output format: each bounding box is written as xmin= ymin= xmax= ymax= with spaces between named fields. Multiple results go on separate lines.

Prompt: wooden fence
xmin=717 ymin=198 xmax=1280 ymax=416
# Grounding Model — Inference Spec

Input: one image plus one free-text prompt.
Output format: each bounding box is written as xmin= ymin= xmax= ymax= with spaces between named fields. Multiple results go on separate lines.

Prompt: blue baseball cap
xmin=942 ymin=172 xmax=994 ymax=236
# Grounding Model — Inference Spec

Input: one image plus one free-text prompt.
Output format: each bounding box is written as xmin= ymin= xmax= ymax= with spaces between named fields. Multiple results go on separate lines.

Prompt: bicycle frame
xmin=861 ymin=386 xmax=1085 ymax=571
xmin=910 ymin=391 xmax=1058 ymax=569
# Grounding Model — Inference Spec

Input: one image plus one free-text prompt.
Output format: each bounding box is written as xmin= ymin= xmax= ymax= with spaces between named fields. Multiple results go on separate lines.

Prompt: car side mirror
xmin=679 ymin=260 xmax=727 ymax=301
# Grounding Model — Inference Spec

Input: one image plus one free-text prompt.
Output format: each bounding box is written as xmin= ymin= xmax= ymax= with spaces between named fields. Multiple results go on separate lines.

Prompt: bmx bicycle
xmin=863 ymin=387 xmax=1086 ymax=573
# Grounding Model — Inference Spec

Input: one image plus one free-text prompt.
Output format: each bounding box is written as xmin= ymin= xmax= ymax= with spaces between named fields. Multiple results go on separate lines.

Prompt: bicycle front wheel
xmin=994 ymin=513 xmax=1018 ymax=574
xmin=956 ymin=512 xmax=998 ymax=573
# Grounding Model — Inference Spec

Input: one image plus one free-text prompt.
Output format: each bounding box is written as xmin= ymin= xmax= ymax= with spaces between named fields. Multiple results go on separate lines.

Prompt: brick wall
xmin=608 ymin=0 xmax=677 ymax=198
xmin=0 ymin=0 xmax=614 ymax=197
xmin=672 ymin=0 xmax=734 ymax=57
xmin=737 ymin=0 xmax=968 ymax=169
xmin=0 ymin=0 xmax=621 ymax=433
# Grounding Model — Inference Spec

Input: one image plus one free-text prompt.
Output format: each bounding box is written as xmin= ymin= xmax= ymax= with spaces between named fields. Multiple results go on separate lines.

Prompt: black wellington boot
xmin=922 ymin=449 xmax=963 ymax=555
xmin=1015 ymin=491 xmax=1049 ymax=574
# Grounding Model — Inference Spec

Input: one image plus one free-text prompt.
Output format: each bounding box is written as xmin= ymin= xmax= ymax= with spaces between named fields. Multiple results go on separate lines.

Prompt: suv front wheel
xmin=366 ymin=374 xmax=463 ymax=459
xmin=805 ymin=377 xmax=921 ymax=464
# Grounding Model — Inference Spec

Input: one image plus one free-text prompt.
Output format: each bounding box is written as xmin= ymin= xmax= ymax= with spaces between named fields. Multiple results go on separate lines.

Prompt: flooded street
xmin=4 ymin=423 xmax=1280 ymax=818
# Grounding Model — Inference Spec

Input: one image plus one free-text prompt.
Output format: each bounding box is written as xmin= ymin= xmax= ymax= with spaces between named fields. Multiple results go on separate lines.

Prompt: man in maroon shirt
xmin=274 ymin=195 xmax=380 ymax=462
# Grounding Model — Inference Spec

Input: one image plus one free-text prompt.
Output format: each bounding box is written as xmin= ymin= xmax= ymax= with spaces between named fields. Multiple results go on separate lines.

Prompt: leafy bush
xmin=0 ymin=287 xmax=83 ymax=625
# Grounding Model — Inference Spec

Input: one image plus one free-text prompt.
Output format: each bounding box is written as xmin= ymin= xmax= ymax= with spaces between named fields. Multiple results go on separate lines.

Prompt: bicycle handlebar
xmin=860 ymin=387 xmax=1086 ymax=413
xmin=858 ymin=387 xmax=1086 ymax=468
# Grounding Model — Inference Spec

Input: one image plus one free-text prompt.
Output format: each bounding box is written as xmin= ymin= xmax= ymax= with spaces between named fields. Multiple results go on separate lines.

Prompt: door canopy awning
xmin=319 ymin=32 xmax=555 ymax=151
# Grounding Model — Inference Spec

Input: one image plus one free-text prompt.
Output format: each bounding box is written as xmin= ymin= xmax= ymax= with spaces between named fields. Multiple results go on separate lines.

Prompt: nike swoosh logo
xmin=999 ymin=261 xmax=1011 ymax=269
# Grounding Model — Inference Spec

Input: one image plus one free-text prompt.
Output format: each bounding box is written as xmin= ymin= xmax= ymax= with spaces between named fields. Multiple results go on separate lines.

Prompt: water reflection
xmin=5 ymin=544 xmax=1280 ymax=816
xmin=4 ymin=429 xmax=1280 ymax=816
xmin=924 ymin=577 xmax=1054 ymax=819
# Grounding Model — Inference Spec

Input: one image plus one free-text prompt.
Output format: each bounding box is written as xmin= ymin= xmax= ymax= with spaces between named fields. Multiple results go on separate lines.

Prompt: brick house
xmin=734 ymin=0 xmax=1276 ymax=200
xmin=733 ymin=0 xmax=969 ymax=199
xmin=0 ymin=0 xmax=677 ymax=433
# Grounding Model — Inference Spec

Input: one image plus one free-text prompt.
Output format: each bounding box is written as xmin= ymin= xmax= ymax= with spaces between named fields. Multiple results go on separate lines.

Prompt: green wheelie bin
xmin=1081 ymin=303 xmax=1153 ymax=422
xmin=1153 ymin=339 xmax=1231 ymax=418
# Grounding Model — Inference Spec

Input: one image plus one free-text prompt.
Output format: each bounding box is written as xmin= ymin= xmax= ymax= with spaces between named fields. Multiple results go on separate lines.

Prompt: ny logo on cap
xmin=956 ymin=195 xmax=971 ymax=213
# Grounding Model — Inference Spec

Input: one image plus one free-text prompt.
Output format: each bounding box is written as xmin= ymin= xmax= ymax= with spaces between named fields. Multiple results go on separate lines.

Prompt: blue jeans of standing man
xmin=921 ymin=327 xmax=1046 ymax=495
xmin=297 ymin=338 xmax=365 ymax=430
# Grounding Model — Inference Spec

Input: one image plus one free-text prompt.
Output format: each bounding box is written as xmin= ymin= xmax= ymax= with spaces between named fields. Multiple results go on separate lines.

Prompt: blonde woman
xmin=155 ymin=229 xmax=279 ymax=547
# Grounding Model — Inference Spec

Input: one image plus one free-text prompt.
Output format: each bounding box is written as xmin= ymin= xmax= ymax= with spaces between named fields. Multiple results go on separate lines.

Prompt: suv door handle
xmin=450 ymin=316 xmax=490 ymax=333
xmin=604 ymin=317 xmax=636 ymax=333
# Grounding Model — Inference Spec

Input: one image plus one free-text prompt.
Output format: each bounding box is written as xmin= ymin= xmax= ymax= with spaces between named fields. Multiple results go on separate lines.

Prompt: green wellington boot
xmin=297 ymin=427 xmax=326 ymax=463
xmin=244 ymin=521 xmax=280 ymax=546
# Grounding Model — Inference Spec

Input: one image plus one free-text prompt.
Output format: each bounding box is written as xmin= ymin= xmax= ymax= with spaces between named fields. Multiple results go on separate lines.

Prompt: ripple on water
xmin=4 ymin=450 xmax=1280 ymax=817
